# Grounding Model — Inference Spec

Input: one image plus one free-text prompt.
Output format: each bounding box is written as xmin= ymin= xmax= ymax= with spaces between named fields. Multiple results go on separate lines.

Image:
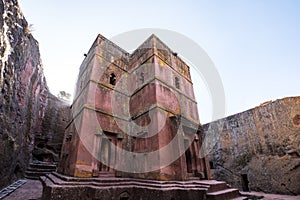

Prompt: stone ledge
xmin=40 ymin=172 xmax=208 ymax=200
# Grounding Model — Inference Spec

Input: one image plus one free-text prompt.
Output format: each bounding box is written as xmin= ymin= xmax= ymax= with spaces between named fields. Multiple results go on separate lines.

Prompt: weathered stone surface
xmin=4 ymin=179 xmax=42 ymax=200
xmin=0 ymin=0 xmax=69 ymax=189
xmin=58 ymin=34 xmax=210 ymax=181
xmin=41 ymin=172 xmax=207 ymax=200
xmin=40 ymin=172 xmax=248 ymax=200
xmin=203 ymin=97 xmax=300 ymax=195
xmin=33 ymin=93 xmax=70 ymax=162
xmin=0 ymin=0 xmax=48 ymax=189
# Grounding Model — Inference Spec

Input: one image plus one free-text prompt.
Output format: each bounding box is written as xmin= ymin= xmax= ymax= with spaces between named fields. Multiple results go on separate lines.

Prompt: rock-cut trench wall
xmin=0 ymin=0 xmax=69 ymax=189
xmin=203 ymin=97 xmax=300 ymax=195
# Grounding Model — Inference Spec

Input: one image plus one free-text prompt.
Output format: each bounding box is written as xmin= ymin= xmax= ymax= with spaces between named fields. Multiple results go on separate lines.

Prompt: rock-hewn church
xmin=41 ymin=34 xmax=245 ymax=200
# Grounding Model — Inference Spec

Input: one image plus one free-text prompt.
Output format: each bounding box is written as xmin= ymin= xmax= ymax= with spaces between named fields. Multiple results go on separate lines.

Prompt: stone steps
xmin=207 ymin=188 xmax=240 ymax=200
xmin=200 ymin=180 xmax=228 ymax=193
xmin=231 ymin=197 xmax=248 ymax=200
xmin=41 ymin=172 xmax=247 ymax=199
xmin=25 ymin=162 xmax=57 ymax=180
xmin=29 ymin=163 xmax=56 ymax=170
xmin=187 ymin=173 xmax=201 ymax=180
xmin=40 ymin=173 xmax=209 ymax=199
xmin=198 ymin=180 xmax=246 ymax=200
xmin=26 ymin=167 xmax=55 ymax=172
xmin=43 ymin=172 xmax=210 ymax=190
xmin=98 ymin=172 xmax=115 ymax=177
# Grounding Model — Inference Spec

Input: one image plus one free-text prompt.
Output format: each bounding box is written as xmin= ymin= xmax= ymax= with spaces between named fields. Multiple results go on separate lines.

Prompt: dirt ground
xmin=3 ymin=179 xmax=300 ymax=200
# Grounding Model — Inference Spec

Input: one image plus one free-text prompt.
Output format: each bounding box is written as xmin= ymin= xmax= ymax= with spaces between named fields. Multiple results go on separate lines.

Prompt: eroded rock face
xmin=203 ymin=97 xmax=300 ymax=195
xmin=0 ymin=0 xmax=69 ymax=189
xmin=33 ymin=93 xmax=70 ymax=163
xmin=0 ymin=0 xmax=48 ymax=188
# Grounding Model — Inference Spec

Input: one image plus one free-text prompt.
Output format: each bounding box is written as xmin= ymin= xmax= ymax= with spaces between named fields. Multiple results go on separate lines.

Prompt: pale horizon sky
xmin=18 ymin=0 xmax=300 ymax=123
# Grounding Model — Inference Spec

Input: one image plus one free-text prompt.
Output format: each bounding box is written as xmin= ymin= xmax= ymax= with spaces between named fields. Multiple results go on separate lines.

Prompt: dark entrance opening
xmin=209 ymin=161 xmax=214 ymax=169
xmin=99 ymin=138 xmax=111 ymax=172
xmin=184 ymin=140 xmax=192 ymax=173
xmin=241 ymin=174 xmax=250 ymax=192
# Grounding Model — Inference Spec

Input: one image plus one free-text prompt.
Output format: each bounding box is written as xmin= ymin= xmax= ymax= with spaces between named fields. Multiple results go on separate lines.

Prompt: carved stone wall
xmin=58 ymin=34 xmax=210 ymax=181
xmin=33 ymin=93 xmax=70 ymax=162
xmin=0 ymin=0 xmax=48 ymax=188
xmin=0 ymin=0 xmax=69 ymax=189
xmin=203 ymin=97 xmax=300 ymax=195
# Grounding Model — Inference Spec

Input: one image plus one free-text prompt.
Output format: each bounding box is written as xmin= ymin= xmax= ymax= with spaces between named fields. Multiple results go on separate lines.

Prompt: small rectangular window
xmin=110 ymin=73 xmax=116 ymax=85
xmin=175 ymin=77 xmax=180 ymax=89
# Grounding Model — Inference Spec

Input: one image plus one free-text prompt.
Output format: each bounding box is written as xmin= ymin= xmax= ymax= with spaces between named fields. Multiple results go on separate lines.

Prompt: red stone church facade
xmin=57 ymin=34 xmax=210 ymax=181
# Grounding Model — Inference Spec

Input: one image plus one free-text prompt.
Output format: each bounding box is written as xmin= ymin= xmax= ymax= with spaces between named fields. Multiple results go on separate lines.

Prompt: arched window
xmin=175 ymin=77 xmax=180 ymax=89
xmin=109 ymin=73 xmax=116 ymax=85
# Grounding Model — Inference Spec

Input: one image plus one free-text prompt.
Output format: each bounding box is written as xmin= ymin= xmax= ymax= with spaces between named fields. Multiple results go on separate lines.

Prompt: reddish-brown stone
xmin=57 ymin=34 xmax=210 ymax=182
xmin=0 ymin=0 xmax=48 ymax=189
xmin=0 ymin=0 xmax=71 ymax=189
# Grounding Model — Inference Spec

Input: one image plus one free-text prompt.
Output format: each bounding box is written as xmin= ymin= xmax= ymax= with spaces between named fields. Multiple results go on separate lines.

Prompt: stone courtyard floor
xmin=3 ymin=180 xmax=42 ymax=200
xmin=240 ymin=191 xmax=300 ymax=200
xmin=2 ymin=179 xmax=300 ymax=200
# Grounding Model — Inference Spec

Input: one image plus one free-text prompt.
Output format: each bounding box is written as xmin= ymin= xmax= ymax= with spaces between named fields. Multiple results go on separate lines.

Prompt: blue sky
xmin=18 ymin=0 xmax=300 ymax=123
